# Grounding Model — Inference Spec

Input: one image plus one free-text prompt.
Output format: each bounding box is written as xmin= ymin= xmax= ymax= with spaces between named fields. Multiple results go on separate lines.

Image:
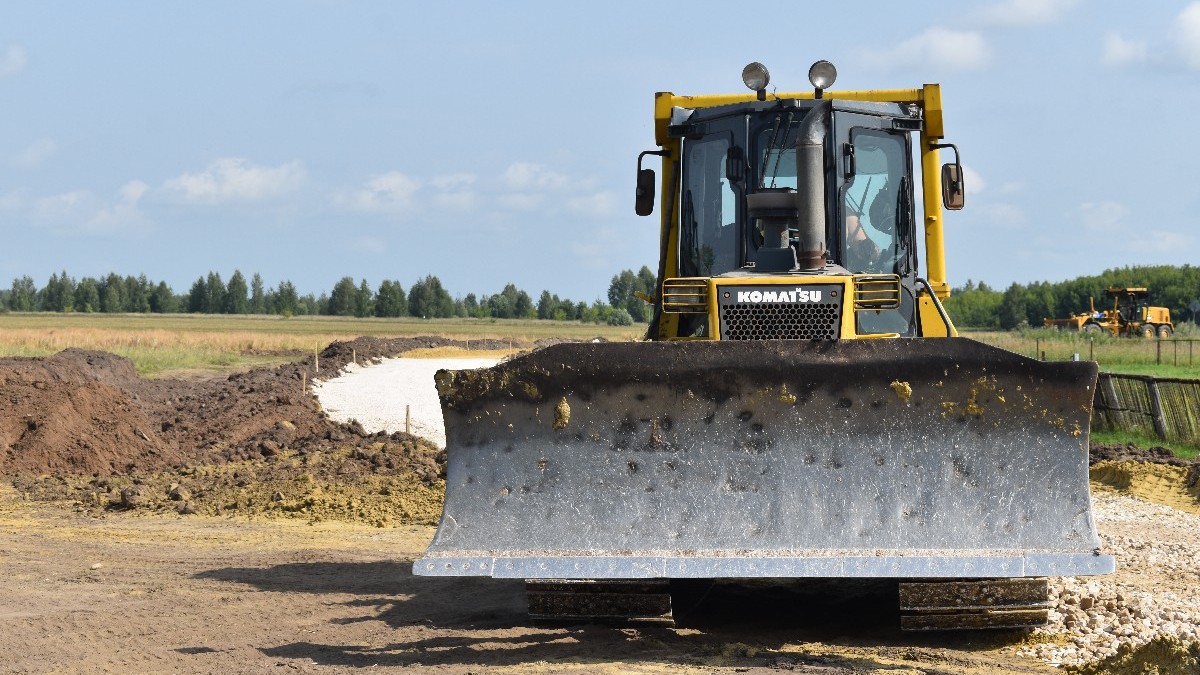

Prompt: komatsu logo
xmin=736 ymin=287 xmax=822 ymax=303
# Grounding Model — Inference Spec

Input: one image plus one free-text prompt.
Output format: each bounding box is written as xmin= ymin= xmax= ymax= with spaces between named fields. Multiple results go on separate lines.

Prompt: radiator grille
xmin=717 ymin=284 xmax=842 ymax=340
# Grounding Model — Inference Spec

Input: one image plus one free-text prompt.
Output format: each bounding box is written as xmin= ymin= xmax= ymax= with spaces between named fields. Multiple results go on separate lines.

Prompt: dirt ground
xmin=2 ymin=341 xmax=1199 ymax=673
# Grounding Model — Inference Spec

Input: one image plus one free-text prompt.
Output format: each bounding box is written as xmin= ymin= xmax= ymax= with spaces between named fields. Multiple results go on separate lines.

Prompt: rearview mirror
xmin=635 ymin=168 xmax=656 ymax=216
xmin=941 ymin=163 xmax=965 ymax=210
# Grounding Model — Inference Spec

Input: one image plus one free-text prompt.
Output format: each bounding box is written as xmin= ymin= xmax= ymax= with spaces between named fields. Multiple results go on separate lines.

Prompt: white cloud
xmin=86 ymin=181 xmax=150 ymax=234
xmin=0 ymin=45 xmax=27 ymax=78
xmin=1174 ymin=3 xmax=1200 ymax=70
xmin=969 ymin=0 xmax=1081 ymax=27
xmin=1103 ymin=33 xmax=1148 ymax=67
xmin=1079 ymin=201 xmax=1128 ymax=233
xmin=33 ymin=190 xmax=92 ymax=222
xmin=339 ymin=171 xmax=421 ymax=214
xmin=12 ymin=139 xmax=56 ymax=167
xmin=861 ymin=27 xmax=992 ymax=73
xmin=501 ymin=162 xmax=569 ymax=191
xmin=164 ymin=158 xmax=305 ymax=203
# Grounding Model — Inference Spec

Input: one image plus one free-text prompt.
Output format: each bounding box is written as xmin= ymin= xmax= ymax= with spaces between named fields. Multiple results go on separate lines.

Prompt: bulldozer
xmin=415 ymin=61 xmax=1113 ymax=631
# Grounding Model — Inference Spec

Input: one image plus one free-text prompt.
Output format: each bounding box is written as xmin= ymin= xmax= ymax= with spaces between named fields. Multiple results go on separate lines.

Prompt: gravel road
xmin=312 ymin=357 xmax=499 ymax=448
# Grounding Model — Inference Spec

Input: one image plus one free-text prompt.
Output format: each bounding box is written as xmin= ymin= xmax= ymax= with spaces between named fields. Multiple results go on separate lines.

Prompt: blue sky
xmin=2 ymin=1 xmax=1200 ymax=302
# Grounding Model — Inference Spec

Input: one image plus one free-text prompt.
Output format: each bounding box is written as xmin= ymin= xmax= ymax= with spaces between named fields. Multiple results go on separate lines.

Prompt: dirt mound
xmin=0 ymin=349 xmax=184 ymax=474
xmin=1065 ymin=636 xmax=1200 ymax=674
xmin=12 ymin=434 xmax=445 ymax=527
xmin=0 ymin=336 xmax=525 ymax=524
xmin=1090 ymin=460 xmax=1200 ymax=514
xmin=1090 ymin=443 xmax=1193 ymax=467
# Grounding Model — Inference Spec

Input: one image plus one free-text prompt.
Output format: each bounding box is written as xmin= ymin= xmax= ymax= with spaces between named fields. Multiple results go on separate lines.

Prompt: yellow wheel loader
xmin=416 ymin=61 xmax=1113 ymax=630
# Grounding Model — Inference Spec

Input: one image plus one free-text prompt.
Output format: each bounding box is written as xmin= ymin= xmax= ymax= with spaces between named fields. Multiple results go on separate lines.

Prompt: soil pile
xmin=0 ymin=335 xmax=535 ymax=525
xmin=1090 ymin=443 xmax=1193 ymax=467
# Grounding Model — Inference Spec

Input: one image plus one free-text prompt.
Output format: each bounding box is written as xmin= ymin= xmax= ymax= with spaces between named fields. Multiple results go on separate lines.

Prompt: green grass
xmin=0 ymin=312 xmax=645 ymax=376
xmin=963 ymin=328 xmax=1200 ymax=379
xmin=1090 ymin=430 xmax=1200 ymax=460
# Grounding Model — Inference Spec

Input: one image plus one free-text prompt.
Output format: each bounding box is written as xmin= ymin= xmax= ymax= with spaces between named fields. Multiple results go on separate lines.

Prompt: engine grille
xmin=717 ymin=284 xmax=842 ymax=340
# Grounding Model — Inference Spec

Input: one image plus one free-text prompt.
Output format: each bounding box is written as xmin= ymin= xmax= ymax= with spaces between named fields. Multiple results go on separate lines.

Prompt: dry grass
xmin=0 ymin=313 xmax=643 ymax=376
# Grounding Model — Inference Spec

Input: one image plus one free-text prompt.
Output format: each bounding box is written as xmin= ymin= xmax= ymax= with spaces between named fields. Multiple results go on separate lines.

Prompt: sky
xmin=2 ymin=0 xmax=1200 ymax=302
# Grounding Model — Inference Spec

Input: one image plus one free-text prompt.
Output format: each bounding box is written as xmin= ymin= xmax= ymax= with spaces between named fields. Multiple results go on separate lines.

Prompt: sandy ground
xmin=0 ymin=482 xmax=1057 ymax=674
xmin=312 ymin=357 xmax=499 ymax=448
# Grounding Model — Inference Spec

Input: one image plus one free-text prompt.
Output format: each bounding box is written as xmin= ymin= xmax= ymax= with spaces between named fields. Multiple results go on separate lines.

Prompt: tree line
xmin=944 ymin=264 xmax=1200 ymax=330
xmin=0 ymin=266 xmax=659 ymax=326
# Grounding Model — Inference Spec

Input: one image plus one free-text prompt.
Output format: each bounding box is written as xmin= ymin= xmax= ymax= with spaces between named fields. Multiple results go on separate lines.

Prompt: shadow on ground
xmin=195 ymin=562 xmax=1038 ymax=672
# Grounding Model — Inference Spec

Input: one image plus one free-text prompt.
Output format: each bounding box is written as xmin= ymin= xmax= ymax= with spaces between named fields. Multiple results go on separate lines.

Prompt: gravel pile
xmin=1018 ymin=492 xmax=1200 ymax=667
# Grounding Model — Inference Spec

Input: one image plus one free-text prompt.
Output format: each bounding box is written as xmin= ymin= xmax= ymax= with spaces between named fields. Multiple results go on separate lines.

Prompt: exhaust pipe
xmin=746 ymin=100 xmax=830 ymax=274
xmin=794 ymin=99 xmax=830 ymax=270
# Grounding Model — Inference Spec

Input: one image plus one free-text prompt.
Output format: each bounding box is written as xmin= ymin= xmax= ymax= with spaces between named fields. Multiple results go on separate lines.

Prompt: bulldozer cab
xmin=1106 ymin=287 xmax=1150 ymax=323
xmin=675 ymin=101 xmax=916 ymax=280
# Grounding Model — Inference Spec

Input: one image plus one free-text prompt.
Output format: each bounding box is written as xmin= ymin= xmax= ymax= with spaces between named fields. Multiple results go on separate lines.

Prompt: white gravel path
xmin=311 ymin=356 xmax=499 ymax=449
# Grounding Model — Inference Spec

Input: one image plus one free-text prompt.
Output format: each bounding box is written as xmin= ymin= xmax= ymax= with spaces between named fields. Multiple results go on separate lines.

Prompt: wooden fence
xmin=1092 ymin=373 xmax=1200 ymax=444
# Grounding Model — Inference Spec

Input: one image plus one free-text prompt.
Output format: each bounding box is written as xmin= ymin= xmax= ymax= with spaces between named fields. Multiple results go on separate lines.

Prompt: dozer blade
xmin=415 ymin=339 xmax=1114 ymax=580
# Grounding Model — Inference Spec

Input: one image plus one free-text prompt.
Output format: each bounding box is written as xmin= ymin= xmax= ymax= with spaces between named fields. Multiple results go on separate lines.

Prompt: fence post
xmin=1089 ymin=338 xmax=1094 ymax=362
xmin=1146 ymin=377 xmax=1169 ymax=440
xmin=1099 ymin=374 xmax=1120 ymax=430
xmin=1157 ymin=339 xmax=1162 ymax=365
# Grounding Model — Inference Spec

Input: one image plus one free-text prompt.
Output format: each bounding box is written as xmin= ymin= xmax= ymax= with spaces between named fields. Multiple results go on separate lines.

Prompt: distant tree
xmin=250 ymin=273 xmax=266 ymax=314
xmin=149 ymin=281 xmax=177 ymax=313
xmin=205 ymin=272 xmax=225 ymax=314
xmin=8 ymin=276 xmax=36 ymax=311
xmin=100 ymin=273 xmax=126 ymax=313
xmin=608 ymin=308 xmax=634 ymax=326
xmin=327 ymin=276 xmax=358 ymax=316
xmin=40 ymin=271 xmax=75 ymax=312
xmin=608 ymin=266 xmax=655 ymax=322
xmin=408 ymin=275 xmax=454 ymax=318
xmin=375 ymin=280 xmax=407 ymax=317
xmin=537 ymin=290 xmax=555 ymax=319
xmin=225 ymin=270 xmax=249 ymax=314
xmin=998 ymin=283 xmax=1028 ymax=330
xmin=187 ymin=276 xmax=208 ymax=313
xmin=354 ymin=279 xmax=374 ymax=318
xmin=270 ymin=280 xmax=300 ymax=316
xmin=74 ymin=278 xmax=101 ymax=313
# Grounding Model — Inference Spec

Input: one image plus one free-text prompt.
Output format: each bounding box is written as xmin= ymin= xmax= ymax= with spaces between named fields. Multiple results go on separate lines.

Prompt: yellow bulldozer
xmin=416 ymin=61 xmax=1112 ymax=631
xmin=1044 ymin=287 xmax=1172 ymax=338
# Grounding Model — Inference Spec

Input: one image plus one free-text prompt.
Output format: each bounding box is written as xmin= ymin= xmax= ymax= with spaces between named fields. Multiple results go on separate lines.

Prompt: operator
xmin=844 ymin=187 xmax=895 ymax=272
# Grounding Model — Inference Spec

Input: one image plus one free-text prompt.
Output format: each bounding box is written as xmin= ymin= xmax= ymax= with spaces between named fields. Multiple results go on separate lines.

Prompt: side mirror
xmin=635 ymin=168 xmax=656 ymax=216
xmin=941 ymin=163 xmax=965 ymax=210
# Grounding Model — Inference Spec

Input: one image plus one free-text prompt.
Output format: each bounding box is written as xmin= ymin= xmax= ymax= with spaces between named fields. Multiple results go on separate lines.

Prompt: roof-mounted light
xmin=808 ymin=60 xmax=837 ymax=99
xmin=742 ymin=62 xmax=770 ymax=101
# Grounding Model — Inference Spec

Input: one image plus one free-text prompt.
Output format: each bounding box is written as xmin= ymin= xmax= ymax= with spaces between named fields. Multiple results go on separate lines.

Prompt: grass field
xmin=965 ymin=328 xmax=1200 ymax=379
xmin=0 ymin=313 xmax=643 ymax=376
